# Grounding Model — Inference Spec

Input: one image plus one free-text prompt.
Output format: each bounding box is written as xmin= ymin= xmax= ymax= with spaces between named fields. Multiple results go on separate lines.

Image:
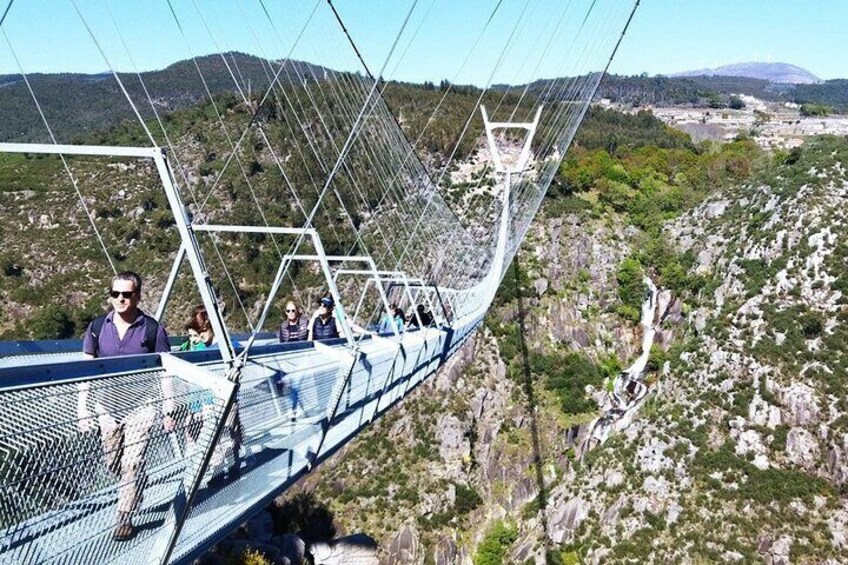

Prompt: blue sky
xmin=1 ymin=0 xmax=845 ymax=81
xmin=607 ymin=0 xmax=847 ymax=80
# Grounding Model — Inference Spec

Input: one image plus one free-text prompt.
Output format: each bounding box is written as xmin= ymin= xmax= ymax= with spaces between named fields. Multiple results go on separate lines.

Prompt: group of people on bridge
xmin=75 ymin=270 xmax=436 ymax=541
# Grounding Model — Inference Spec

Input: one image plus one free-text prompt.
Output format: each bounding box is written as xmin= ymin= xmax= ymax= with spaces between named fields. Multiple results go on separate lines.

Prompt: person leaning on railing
xmin=76 ymin=271 xmax=172 ymax=542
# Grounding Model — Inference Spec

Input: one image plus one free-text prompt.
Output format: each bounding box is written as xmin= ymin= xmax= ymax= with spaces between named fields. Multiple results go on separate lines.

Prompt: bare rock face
xmin=601 ymin=495 xmax=626 ymax=527
xmin=654 ymin=290 xmax=674 ymax=325
xmin=636 ymin=437 xmax=674 ymax=474
xmin=572 ymin=328 xmax=591 ymax=348
xmin=785 ymin=427 xmax=820 ymax=470
xmin=508 ymin=532 xmax=545 ymax=564
xmin=762 ymin=535 xmax=793 ymax=565
xmin=827 ymin=504 xmax=848 ymax=549
xmin=735 ymin=429 xmax=770 ymax=469
xmin=704 ymin=199 xmax=729 ymax=218
xmin=274 ymin=534 xmax=306 ymax=565
xmin=386 ymin=525 xmax=421 ymax=565
xmin=534 ymin=277 xmax=548 ymax=296
xmin=434 ymin=335 xmax=477 ymax=392
xmin=546 ymin=497 xmax=590 ymax=544
xmin=434 ymin=535 xmax=457 ymax=565
xmin=825 ymin=434 xmax=848 ymax=485
xmin=437 ymin=414 xmax=471 ymax=473
xmin=310 ymin=534 xmax=379 ymax=565
xmin=779 ymin=383 xmax=820 ymax=426
xmin=748 ymin=393 xmax=782 ymax=429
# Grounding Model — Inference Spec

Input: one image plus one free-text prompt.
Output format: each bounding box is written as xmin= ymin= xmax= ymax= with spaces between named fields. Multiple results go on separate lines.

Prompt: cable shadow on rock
xmin=511 ymin=258 xmax=550 ymax=547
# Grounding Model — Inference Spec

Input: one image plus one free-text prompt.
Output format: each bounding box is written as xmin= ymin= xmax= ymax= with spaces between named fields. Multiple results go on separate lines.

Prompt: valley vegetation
xmin=3 ymin=62 xmax=848 ymax=564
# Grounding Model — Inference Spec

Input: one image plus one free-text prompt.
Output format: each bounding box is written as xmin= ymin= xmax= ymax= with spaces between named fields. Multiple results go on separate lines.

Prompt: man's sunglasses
xmin=109 ymin=290 xmax=136 ymax=299
xmin=285 ymin=308 xmax=296 ymax=313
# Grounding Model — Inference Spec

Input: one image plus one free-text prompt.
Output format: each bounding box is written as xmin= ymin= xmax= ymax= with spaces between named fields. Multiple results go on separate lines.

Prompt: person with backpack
xmin=76 ymin=271 xmax=171 ymax=541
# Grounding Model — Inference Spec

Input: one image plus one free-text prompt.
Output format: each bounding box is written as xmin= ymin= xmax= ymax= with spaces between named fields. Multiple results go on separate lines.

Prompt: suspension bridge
xmin=0 ymin=0 xmax=639 ymax=562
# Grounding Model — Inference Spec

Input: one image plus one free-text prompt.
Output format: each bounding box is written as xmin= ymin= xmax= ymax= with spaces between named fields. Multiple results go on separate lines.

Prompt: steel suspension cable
xmin=0 ymin=28 xmax=117 ymax=275
xmin=325 ymin=0 xmax=481 ymax=248
xmin=393 ymin=0 xmax=533 ymax=282
xmin=312 ymin=28 xmax=454 ymax=269
xmin=290 ymin=0 xmax=418 ymax=266
xmin=0 ymin=0 xmax=15 ymax=28
xmin=68 ymin=0 xmax=157 ymax=148
xmin=195 ymin=0 xmax=321 ymax=212
xmin=504 ymin=1 xmax=639 ymax=267
xmin=230 ymin=0 xmax=350 ymax=252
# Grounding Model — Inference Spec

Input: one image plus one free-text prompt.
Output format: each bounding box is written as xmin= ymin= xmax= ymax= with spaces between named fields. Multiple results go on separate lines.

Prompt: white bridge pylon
xmin=478 ymin=105 xmax=543 ymax=290
xmin=481 ymin=105 xmax=543 ymax=175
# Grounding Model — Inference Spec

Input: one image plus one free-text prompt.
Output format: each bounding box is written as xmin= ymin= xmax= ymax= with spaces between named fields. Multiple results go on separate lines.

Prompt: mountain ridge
xmin=669 ymin=61 xmax=822 ymax=84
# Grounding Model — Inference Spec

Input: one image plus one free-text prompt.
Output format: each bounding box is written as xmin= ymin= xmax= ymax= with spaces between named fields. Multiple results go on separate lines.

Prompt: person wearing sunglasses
xmin=77 ymin=271 xmax=171 ymax=541
xmin=81 ymin=271 xmax=169 ymax=358
xmin=278 ymin=300 xmax=308 ymax=343
xmin=278 ymin=300 xmax=309 ymax=343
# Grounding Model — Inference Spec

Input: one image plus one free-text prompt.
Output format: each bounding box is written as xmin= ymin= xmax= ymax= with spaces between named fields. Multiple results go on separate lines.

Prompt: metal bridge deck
xmin=0 ymin=319 xmax=479 ymax=564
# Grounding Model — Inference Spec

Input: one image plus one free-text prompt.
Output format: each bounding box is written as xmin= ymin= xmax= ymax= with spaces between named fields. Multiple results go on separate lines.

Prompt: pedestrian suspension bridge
xmin=0 ymin=0 xmax=639 ymax=562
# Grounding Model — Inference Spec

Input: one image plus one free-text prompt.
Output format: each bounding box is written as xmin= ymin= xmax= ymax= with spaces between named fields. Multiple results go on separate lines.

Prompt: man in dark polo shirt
xmin=77 ymin=271 xmax=171 ymax=541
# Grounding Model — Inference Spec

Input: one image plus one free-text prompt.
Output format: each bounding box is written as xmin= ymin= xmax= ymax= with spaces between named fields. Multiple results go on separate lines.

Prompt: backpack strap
xmin=140 ymin=316 xmax=161 ymax=352
xmin=88 ymin=314 xmax=108 ymax=357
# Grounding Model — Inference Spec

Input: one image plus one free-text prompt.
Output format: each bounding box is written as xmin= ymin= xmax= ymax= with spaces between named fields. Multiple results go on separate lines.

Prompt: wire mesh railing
xmin=0 ymin=355 xmax=235 ymax=565
xmin=0 ymin=315 xmax=483 ymax=564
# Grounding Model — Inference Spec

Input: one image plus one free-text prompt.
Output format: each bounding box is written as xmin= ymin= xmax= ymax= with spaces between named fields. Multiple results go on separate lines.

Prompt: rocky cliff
xmin=209 ymin=136 xmax=848 ymax=564
xmin=232 ymin=203 xmax=675 ymax=563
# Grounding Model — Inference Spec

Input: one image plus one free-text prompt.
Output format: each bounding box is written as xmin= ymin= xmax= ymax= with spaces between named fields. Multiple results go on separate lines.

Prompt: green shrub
xmin=535 ymin=351 xmax=604 ymax=416
xmin=693 ymin=444 xmax=836 ymax=504
xmin=615 ymin=304 xmax=641 ymax=324
xmin=800 ymin=314 xmax=823 ymax=339
xmin=544 ymin=194 xmax=593 ymax=217
xmin=800 ymin=103 xmax=830 ymax=117
xmin=646 ymin=344 xmax=666 ymax=373
xmin=236 ymin=549 xmax=272 ymax=565
xmin=28 ymin=305 xmax=76 ymax=340
xmin=453 ymin=482 xmax=482 ymax=515
xmin=616 ymin=258 xmax=646 ymax=323
xmin=474 ymin=521 xmax=518 ymax=565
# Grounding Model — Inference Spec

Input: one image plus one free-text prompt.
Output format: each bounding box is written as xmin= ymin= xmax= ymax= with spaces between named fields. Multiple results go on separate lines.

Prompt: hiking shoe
xmin=113 ymin=513 xmax=135 ymax=541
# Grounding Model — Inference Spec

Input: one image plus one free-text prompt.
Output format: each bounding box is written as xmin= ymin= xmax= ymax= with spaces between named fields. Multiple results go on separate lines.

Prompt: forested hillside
xmin=593 ymin=74 xmax=848 ymax=112
xmin=0 ymin=53 xmax=332 ymax=142
xmin=0 ymin=75 xmax=531 ymax=340
xmin=2 ymin=53 xmax=845 ymax=144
